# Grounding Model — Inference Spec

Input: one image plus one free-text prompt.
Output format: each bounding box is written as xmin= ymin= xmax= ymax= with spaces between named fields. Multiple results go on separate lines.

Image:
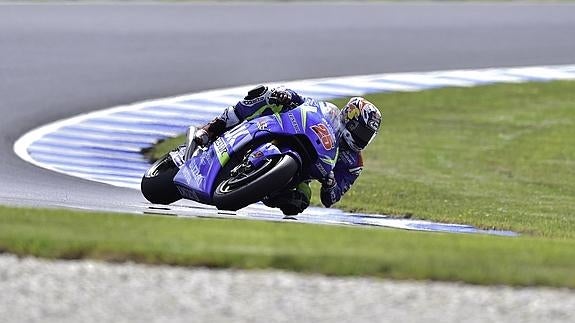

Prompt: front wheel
xmin=141 ymin=153 xmax=182 ymax=205
xmin=213 ymin=154 xmax=299 ymax=211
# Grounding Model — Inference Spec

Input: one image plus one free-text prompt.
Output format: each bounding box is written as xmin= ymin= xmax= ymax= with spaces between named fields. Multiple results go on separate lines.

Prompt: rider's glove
xmin=269 ymin=89 xmax=292 ymax=106
xmin=194 ymin=129 xmax=210 ymax=146
xmin=320 ymin=171 xmax=339 ymax=208
xmin=321 ymin=171 xmax=336 ymax=189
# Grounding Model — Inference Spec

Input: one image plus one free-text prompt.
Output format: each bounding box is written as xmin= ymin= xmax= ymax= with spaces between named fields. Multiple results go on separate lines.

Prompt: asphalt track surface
xmin=2 ymin=3 xmax=575 ymax=212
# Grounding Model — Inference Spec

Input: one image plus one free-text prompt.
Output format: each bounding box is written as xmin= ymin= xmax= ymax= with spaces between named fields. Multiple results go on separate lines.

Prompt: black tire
xmin=141 ymin=153 xmax=182 ymax=205
xmin=213 ymin=154 xmax=299 ymax=211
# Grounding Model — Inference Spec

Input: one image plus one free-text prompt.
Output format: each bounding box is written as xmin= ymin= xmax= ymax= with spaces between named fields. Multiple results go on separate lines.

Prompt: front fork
xmin=169 ymin=125 xmax=199 ymax=169
xmin=183 ymin=126 xmax=198 ymax=161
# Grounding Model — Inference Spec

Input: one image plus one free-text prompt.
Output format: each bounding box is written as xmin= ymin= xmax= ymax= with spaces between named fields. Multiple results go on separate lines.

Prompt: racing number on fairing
xmin=311 ymin=124 xmax=334 ymax=150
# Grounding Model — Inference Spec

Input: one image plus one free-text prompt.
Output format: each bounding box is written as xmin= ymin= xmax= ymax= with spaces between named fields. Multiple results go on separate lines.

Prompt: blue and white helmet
xmin=340 ymin=97 xmax=382 ymax=151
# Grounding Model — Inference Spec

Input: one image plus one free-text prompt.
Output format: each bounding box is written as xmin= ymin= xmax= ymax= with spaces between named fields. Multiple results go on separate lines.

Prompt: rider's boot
xmin=262 ymin=181 xmax=311 ymax=216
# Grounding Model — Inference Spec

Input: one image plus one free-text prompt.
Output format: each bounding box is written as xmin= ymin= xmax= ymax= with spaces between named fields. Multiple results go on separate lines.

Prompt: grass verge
xmin=1 ymin=205 xmax=575 ymax=288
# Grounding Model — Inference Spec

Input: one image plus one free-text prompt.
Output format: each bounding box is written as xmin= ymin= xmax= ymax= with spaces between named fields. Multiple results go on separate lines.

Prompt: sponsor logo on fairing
xmin=214 ymin=138 xmax=227 ymax=155
xmin=199 ymin=148 xmax=213 ymax=166
xmin=288 ymin=113 xmax=301 ymax=133
xmin=181 ymin=166 xmax=193 ymax=183
xmin=190 ymin=162 xmax=204 ymax=186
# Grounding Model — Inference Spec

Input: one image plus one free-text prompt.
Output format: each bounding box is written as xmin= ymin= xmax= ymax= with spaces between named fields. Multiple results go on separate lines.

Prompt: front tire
xmin=213 ymin=154 xmax=299 ymax=211
xmin=141 ymin=153 xmax=181 ymax=205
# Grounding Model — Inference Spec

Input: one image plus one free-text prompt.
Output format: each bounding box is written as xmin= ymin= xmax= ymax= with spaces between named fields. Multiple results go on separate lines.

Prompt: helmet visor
xmin=346 ymin=119 xmax=376 ymax=149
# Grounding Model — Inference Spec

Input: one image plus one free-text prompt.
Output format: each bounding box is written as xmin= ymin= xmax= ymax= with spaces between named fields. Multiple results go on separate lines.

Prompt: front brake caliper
xmin=230 ymin=162 xmax=252 ymax=178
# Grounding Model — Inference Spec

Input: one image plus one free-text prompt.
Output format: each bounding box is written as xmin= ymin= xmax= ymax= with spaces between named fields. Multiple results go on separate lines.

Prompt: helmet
xmin=340 ymin=97 xmax=382 ymax=151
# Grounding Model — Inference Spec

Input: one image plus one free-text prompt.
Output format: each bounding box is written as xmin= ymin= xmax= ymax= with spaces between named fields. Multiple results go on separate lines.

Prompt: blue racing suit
xmin=200 ymin=85 xmax=364 ymax=214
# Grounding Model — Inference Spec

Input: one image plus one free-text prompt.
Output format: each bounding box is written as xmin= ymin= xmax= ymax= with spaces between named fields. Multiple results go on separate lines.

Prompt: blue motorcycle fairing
xmin=173 ymin=103 xmax=340 ymax=204
xmin=248 ymin=142 xmax=303 ymax=170
xmin=173 ymin=146 xmax=219 ymax=204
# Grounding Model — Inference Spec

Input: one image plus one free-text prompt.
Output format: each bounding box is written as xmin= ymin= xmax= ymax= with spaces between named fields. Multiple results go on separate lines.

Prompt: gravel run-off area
xmin=0 ymin=254 xmax=574 ymax=323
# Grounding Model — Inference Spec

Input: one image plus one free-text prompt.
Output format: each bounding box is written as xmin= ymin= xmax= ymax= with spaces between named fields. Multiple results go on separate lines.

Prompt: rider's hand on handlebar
xmin=269 ymin=89 xmax=292 ymax=106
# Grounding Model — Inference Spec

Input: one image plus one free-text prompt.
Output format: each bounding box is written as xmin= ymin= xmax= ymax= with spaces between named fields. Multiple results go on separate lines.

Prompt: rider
xmin=186 ymin=85 xmax=382 ymax=215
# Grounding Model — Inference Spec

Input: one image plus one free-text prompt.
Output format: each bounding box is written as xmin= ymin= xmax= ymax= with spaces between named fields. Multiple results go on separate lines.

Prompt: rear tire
xmin=141 ymin=153 xmax=181 ymax=205
xmin=213 ymin=154 xmax=299 ymax=211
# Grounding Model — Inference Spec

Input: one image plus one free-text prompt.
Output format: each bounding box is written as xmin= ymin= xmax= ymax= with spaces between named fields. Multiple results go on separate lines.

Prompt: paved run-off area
xmin=0 ymin=254 xmax=573 ymax=323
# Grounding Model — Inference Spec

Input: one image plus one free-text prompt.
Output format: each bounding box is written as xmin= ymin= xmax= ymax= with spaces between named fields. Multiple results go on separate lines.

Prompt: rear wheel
xmin=141 ymin=153 xmax=181 ymax=204
xmin=213 ymin=154 xmax=299 ymax=211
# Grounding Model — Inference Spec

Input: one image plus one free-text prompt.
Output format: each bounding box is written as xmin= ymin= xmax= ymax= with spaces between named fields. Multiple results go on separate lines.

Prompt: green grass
xmin=3 ymin=80 xmax=575 ymax=287
xmin=2 ymin=205 xmax=575 ymax=287
xmin=151 ymin=81 xmax=575 ymax=239
xmin=350 ymin=81 xmax=575 ymax=239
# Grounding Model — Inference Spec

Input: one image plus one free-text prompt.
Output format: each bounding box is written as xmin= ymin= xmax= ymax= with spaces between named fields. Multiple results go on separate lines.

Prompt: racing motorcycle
xmin=141 ymin=100 xmax=342 ymax=211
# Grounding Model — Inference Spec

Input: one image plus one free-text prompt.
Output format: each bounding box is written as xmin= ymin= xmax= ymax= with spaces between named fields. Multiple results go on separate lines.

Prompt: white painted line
xmin=36 ymin=137 xmax=144 ymax=153
xmin=379 ymin=73 xmax=479 ymax=87
xmin=437 ymin=69 xmax=526 ymax=83
xmin=49 ymin=130 xmax=158 ymax=145
xmin=504 ymin=67 xmax=575 ymax=80
xmin=27 ymin=144 xmax=146 ymax=161
xmin=68 ymin=123 xmax=182 ymax=137
xmin=31 ymin=153 xmax=148 ymax=170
